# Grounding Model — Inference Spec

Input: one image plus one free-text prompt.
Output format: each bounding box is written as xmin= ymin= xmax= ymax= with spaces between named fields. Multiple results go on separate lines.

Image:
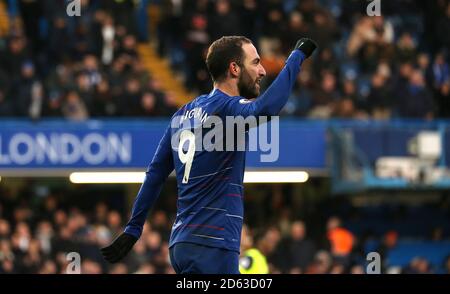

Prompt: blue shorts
xmin=169 ymin=242 xmax=240 ymax=274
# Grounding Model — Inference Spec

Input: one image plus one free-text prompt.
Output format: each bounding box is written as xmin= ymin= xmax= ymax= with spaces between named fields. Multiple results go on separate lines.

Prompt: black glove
xmin=101 ymin=233 xmax=138 ymax=263
xmin=295 ymin=38 xmax=318 ymax=58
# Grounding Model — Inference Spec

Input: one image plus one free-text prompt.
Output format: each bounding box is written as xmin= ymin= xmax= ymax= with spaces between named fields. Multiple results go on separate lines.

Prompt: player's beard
xmin=237 ymin=67 xmax=260 ymax=99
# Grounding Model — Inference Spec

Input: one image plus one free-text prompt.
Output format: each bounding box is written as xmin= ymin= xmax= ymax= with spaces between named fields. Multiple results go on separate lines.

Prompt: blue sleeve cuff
xmin=287 ymin=49 xmax=306 ymax=66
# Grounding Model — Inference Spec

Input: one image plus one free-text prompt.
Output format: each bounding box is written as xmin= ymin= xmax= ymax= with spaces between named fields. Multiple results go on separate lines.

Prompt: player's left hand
xmin=101 ymin=233 xmax=138 ymax=263
xmin=295 ymin=38 xmax=318 ymax=58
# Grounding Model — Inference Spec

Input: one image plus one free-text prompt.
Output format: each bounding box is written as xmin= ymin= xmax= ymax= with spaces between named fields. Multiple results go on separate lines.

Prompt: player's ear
xmin=229 ymin=61 xmax=241 ymax=78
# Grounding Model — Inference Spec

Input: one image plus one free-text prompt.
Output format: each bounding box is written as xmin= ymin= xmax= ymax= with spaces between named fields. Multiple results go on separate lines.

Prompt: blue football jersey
xmin=124 ymin=49 xmax=305 ymax=253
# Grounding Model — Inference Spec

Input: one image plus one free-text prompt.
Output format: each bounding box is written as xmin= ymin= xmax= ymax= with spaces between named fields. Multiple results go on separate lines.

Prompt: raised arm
xmin=224 ymin=38 xmax=317 ymax=117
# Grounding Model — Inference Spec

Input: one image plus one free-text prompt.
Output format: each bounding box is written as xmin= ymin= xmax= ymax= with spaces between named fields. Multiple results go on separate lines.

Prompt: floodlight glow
xmin=69 ymin=172 xmax=145 ymax=184
xmin=243 ymin=171 xmax=309 ymax=183
xmin=69 ymin=170 xmax=309 ymax=184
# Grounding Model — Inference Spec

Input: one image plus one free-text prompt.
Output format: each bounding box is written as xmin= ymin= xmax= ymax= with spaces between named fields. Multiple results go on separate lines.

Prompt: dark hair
xmin=205 ymin=36 xmax=252 ymax=82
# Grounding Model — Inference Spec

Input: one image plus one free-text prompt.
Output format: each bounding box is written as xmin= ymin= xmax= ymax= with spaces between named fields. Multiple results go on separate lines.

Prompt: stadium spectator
xmin=397 ymin=70 xmax=434 ymax=119
xmin=309 ymin=71 xmax=339 ymax=118
xmin=367 ymin=72 xmax=392 ymax=119
xmin=326 ymin=216 xmax=355 ymax=265
xmin=402 ymin=257 xmax=433 ymax=274
xmin=307 ymin=250 xmax=333 ymax=274
xmin=209 ymin=0 xmax=240 ymax=42
xmin=239 ymin=224 xmax=269 ymax=274
xmin=62 ymin=91 xmax=89 ymax=121
xmin=239 ymin=0 xmax=259 ymax=42
xmin=182 ymin=0 xmax=211 ymax=93
xmin=377 ymin=230 xmax=399 ymax=266
xmin=436 ymin=81 xmax=450 ymax=118
xmin=279 ymin=220 xmax=316 ymax=273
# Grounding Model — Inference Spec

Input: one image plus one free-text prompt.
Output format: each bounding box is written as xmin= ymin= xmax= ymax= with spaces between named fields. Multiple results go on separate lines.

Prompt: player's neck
xmin=214 ymin=80 xmax=240 ymax=97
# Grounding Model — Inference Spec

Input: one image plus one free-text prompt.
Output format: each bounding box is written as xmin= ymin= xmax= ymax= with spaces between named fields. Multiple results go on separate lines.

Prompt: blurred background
xmin=0 ymin=0 xmax=449 ymax=274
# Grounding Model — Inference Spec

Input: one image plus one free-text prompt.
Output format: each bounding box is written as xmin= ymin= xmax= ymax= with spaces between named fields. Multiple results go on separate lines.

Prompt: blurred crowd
xmin=158 ymin=0 xmax=450 ymax=119
xmin=1 ymin=0 xmax=450 ymax=275
xmin=0 ymin=0 xmax=178 ymax=120
xmin=0 ymin=0 xmax=449 ymax=120
xmin=1 ymin=184 xmax=449 ymax=274
xmin=0 ymin=187 xmax=175 ymax=274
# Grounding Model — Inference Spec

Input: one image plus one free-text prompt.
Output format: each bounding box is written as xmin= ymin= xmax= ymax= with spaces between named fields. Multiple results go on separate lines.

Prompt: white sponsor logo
xmin=239 ymin=99 xmax=252 ymax=104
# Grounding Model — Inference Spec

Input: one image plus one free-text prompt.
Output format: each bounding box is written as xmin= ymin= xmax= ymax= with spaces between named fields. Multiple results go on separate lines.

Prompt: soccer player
xmin=101 ymin=36 xmax=317 ymax=274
